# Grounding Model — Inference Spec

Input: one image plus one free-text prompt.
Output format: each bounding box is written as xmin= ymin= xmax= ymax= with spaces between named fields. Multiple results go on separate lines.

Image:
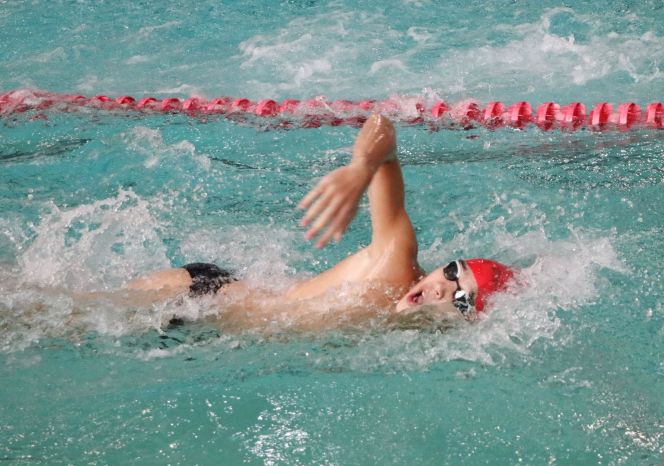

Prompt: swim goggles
xmin=443 ymin=260 xmax=473 ymax=315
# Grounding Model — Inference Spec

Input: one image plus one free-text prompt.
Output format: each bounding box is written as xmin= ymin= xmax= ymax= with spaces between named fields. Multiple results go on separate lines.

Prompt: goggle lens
xmin=444 ymin=260 xmax=472 ymax=315
xmin=443 ymin=261 xmax=459 ymax=281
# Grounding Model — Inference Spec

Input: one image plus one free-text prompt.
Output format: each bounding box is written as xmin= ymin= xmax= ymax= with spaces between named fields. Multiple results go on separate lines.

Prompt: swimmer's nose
xmin=431 ymin=283 xmax=444 ymax=300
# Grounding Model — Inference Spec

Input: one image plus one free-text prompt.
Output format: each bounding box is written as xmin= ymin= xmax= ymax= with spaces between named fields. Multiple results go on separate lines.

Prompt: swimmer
xmin=127 ymin=114 xmax=514 ymax=332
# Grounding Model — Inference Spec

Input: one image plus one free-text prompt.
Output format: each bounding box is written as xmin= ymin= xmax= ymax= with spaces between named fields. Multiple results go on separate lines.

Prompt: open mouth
xmin=408 ymin=290 xmax=424 ymax=306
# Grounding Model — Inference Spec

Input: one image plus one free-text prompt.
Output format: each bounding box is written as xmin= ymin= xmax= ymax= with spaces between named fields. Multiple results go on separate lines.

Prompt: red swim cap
xmin=465 ymin=258 xmax=515 ymax=311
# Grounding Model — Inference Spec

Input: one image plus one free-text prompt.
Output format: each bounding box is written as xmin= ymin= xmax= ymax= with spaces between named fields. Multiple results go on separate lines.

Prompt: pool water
xmin=1 ymin=0 xmax=663 ymax=464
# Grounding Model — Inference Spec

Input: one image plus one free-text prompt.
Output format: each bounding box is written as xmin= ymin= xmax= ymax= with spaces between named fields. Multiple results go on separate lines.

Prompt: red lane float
xmin=0 ymin=89 xmax=662 ymax=131
xmin=590 ymin=102 xmax=612 ymax=129
xmin=483 ymin=101 xmax=506 ymax=128
xmin=535 ymin=102 xmax=559 ymax=130
xmin=646 ymin=102 xmax=664 ymax=128
xmin=561 ymin=102 xmax=586 ymax=130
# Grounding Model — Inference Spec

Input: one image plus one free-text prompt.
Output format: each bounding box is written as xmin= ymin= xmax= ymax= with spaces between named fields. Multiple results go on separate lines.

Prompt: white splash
xmin=32 ymin=47 xmax=67 ymax=63
xmin=124 ymin=55 xmax=151 ymax=65
xmin=179 ymin=224 xmax=309 ymax=289
xmin=18 ymin=189 xmax=170 ymax=291
xmin=332 ymin=197 xmax=626 ymax=371
xmin=122 ymin=126 xmax=209 ymax=171
xmin=137 ymin=20 xmax=181 ymax=39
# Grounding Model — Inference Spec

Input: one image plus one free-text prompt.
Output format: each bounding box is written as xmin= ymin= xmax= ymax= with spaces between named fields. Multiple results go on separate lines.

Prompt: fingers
xmin=305 ymin=196 xmax=343 ymax=241
xmin=300 ymin=192 xmax=328 ymax=227
xmin=297 ymin=165 xmax=363 ymax=248
xmin=298 ymin=180 xmax=325 ymax=210
xmin=314 ymin=204 xmax=354 ymax=248
xmin=316 ymin=227 xmax=338 ymax=249
xmin=303 ymin=195 xmax=355 ymax=248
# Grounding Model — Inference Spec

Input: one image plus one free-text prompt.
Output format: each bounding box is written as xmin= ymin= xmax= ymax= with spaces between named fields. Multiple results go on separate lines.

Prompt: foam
xmin=0 ymin=284 xmax=76 ymax=352
xmin=137 ymin=20 xmax=181 ymax=39
xmin=235 ymin=9 xmax=402 ymax=98
xmin=32 ymin=47 xmax=67 ymax=64
xmin=75 ymin=75 xmax=100 ymax=93
xmin=122 ymin=125 xmax=208 ymax=170
xmin=155 ymin=84 xmax=204 ymax=97
xmin=406 ymin=27 xmax=434 ymax=43
xmin=369 ymin=59 xmax=408 ymax=75
xmin=124 ymin=55 xmax=151 ymax=65
xmin=232 ymin=6 xmax=663 ymax=101
xmin=456 ymin=7 xmax=662 ymax=89
xmin=2 ymin=3 xmax=663 ymax=106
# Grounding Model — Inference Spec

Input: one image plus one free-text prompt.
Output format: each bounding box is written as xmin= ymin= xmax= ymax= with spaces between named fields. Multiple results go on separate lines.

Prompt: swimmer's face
xmin=395 ymin=259 xmax=478 ymax=312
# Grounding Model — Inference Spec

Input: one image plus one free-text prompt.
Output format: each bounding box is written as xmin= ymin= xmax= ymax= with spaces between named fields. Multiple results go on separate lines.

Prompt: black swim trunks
xmin=182 ymin=262 xmax=235 ymax=296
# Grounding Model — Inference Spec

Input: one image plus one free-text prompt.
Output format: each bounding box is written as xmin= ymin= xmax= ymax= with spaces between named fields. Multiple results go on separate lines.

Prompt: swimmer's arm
xmin=366 ymin=137 xmax=415 ymax=251
xmin=299 ymin=114 xmax=399 ymax=248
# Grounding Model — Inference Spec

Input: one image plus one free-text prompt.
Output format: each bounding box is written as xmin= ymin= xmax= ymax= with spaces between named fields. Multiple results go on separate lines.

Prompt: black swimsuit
xmin=166 ymin=263 xmax=234 ymax=328
xmin=182 ymin=262 xmax=235 ymax=296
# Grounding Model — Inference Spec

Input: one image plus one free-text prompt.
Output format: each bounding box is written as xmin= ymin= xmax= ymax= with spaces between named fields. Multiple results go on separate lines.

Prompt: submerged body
xmin=127 ymin=114 xmax=510 ymax=332
xmin=125 ymin=264 xmax=469 ymax=333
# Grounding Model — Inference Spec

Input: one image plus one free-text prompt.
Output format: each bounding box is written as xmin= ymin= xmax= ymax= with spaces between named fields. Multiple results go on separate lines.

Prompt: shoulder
xmin=365 ymin=237 xmax=422 ymax=287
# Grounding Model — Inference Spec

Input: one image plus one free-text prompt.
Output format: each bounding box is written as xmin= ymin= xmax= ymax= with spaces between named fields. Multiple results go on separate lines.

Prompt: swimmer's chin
xmin=387 ymin=302 xmax=475 ymax=332
xmin=395 ymin=298 xmax=466 ymax=314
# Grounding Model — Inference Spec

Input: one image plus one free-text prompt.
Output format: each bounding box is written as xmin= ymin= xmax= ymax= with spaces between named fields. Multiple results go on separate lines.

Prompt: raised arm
xmin=299 ymin=114 xmax=411 ymax=249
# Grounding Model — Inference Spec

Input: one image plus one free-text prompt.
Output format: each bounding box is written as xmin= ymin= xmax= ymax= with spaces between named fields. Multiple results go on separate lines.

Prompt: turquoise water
xmin=1 ymin=0 xmax=663 ymax=464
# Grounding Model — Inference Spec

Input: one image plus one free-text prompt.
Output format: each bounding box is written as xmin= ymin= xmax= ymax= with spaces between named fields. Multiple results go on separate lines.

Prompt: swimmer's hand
xmin=299 ymin=114 xmax=396 ymax=248
xmin=299 ymin=164 xmax=372 ymax=248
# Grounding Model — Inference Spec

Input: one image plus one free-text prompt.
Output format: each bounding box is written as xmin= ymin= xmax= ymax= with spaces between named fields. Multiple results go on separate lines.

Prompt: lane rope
xmin=1 ymin=89 xmax=662 ymax=131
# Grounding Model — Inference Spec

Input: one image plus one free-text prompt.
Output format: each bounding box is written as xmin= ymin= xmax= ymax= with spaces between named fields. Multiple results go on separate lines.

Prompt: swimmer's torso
xmin=285 ymin=235 xmax=423 ymax=301
xmin=212 ymin=241 xmax=424 ymax=332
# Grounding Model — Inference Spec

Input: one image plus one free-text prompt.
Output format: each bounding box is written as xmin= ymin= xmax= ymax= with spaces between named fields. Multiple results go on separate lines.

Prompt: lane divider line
xmin=1 ymin=89 xmax=662 ymax=131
